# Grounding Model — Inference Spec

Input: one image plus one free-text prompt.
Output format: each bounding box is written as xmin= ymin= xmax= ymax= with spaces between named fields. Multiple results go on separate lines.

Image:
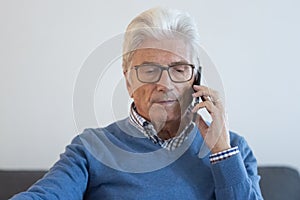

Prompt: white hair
xmin=122 ymin=7 xmax=201 ymax=71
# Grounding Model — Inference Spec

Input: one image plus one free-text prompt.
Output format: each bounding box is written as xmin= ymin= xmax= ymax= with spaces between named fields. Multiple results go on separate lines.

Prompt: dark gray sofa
xmin=1 ymin=166 xmax=299 ymax=199
xmin=0 ymin=170 xmax=47 ymax=200
xmin=258 ymin=166 xmax=300 ymax=200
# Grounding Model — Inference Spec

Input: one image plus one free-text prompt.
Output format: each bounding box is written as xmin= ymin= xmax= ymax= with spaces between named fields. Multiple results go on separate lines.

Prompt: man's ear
xmin=124 ymin=71 xmax=133 ymax=98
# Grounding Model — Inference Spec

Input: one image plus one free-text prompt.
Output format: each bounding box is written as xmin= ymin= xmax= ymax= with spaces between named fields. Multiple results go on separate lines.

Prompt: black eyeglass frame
xmin=132 ymin=63 xmax=196 ymax=83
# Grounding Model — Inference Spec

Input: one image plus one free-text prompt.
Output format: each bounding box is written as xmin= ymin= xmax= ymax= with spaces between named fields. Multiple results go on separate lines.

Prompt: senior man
xmin=11 ymin=7 xmax=263 ymax=200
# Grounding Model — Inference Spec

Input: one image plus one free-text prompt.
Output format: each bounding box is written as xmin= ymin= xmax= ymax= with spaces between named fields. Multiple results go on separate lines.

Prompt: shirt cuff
xmin=209 ymin=146 xmax=239 ymax=164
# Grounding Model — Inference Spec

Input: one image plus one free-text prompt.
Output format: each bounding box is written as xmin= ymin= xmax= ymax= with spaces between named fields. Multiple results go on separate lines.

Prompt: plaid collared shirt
xmin=129 ymin=103 xmax=194 ymax=151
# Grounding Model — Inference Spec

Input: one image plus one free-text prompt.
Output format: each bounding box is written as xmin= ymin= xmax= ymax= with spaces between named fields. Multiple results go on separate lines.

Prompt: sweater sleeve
xmin=10 ymin=136 xmax=89 ymax=200
xmin=210 ymin=137 xmax=264 ymax=200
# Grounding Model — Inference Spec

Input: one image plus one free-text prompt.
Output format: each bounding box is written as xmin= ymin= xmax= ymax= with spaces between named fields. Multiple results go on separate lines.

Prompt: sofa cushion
xmin=0 ymin=170 xmax=47 ymax=199
xmin=258 ymin=166 xmax=300 ymax=200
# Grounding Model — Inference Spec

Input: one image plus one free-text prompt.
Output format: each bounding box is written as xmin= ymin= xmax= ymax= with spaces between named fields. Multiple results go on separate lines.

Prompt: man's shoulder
xmin=79 ymin=118 xmax=129 ymax=136
xmin=76 ymin=117 xmax=144 ymax=146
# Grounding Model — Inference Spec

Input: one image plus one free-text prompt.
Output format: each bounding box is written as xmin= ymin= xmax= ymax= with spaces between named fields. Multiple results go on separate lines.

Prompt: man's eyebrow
xmin=169 ymin=61 xmax=189 ymax=65
xmin=139 ymin=61 xmax=189 ymax=66
xmin=140 ymin=61 xmax=160 ymax=65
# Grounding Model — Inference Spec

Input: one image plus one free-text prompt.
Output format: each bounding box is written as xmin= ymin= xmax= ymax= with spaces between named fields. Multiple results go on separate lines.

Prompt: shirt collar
xmin=129 ymin=102 xmax=194 ymax=150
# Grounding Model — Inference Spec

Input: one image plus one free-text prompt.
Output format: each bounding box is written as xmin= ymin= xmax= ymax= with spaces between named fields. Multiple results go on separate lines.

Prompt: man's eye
xmin=173 ymin=65 xmax=187 ymax=73
xmin=175 ymin=69 xmax=184 ymax=73
xmin=141 ymin=66 xmax=158 ymax=74
xmin=145 ymin=69 xmax=155 ymax=73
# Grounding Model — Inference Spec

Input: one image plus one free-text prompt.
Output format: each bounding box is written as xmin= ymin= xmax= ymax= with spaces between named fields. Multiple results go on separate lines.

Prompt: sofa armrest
xmin=0 ymin=170 xmax=47 ymax=199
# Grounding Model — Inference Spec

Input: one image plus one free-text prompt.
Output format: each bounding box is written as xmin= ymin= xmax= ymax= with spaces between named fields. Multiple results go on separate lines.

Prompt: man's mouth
xmin=153 ymin=100 xmax=177 ymax=105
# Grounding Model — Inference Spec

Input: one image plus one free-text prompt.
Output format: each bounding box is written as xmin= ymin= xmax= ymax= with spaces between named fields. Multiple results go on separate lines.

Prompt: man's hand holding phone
xmin=192 ymin=85 xmax=231 ymax=154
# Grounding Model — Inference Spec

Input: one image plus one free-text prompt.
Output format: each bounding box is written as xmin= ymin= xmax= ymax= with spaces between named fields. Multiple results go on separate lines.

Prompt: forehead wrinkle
xmin=132 ymin=49 xmax=189 ymax=66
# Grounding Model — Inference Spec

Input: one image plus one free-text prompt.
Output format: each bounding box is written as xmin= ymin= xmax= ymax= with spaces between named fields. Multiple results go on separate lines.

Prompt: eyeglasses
xmin=132 ymin=63 xmax=195 ymax=83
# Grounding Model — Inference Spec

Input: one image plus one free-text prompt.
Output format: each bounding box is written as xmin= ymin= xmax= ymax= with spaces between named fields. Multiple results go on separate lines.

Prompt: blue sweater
xmin=11 ymin=118 xmax=263 ymax=199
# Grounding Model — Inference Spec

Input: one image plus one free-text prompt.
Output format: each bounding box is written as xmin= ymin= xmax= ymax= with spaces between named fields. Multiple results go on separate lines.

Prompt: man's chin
xmin=152 ymin=112 xmax=181 ymax=123
xmin=149 ymin=104 xmax=179 ymax=121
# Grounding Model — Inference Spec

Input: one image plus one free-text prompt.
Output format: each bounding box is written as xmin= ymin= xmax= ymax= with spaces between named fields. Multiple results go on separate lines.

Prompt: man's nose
xmin=156 ymin=70 xmax=173 ymax=90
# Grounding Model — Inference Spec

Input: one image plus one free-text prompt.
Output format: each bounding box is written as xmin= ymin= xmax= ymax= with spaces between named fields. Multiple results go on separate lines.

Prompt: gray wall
xmin=1 ymin=0 xmax=299 ymax=171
